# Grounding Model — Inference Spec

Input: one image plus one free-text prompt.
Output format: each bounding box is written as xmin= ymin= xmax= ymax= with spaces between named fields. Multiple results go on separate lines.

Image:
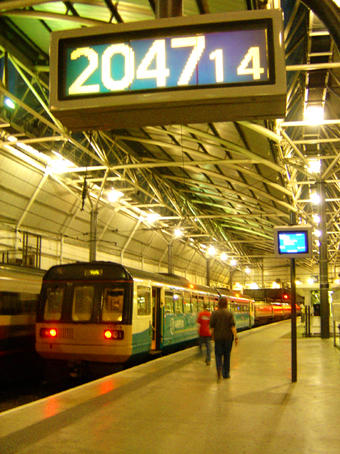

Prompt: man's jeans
xmin=199 ymin=336 xmax=211 ymax=363
xmin=214 ymin=338 xmax=233 ymax=378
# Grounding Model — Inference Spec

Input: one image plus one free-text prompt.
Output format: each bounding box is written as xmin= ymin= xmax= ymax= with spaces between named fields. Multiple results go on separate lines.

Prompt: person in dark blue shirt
xmin=210 ymin=297 xmax=238 ymax=382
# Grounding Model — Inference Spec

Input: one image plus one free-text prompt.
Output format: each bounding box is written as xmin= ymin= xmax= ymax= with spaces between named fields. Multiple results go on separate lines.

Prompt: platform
xmin=1 ymin=320 xmax=339 ymax=454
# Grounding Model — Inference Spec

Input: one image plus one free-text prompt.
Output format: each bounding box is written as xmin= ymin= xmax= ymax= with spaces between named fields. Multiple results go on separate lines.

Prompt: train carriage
xmin=0 ymin=265 xmax=43 ymax=355
xmin=245 ymin=288 xmax=303 ymax=323
xmin=227 ymin=295 xmax=254 ymax=329
xmin=35 ymin=261 xmax=254 ymax=368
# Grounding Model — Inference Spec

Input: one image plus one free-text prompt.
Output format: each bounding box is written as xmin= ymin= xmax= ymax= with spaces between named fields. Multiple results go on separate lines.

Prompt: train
xmin=244 ymin=288 xmax=302 ymax=324
xmin=0 ymin=265 xmax=43 ymax=356
xmin=35 ymin=261 xmax=300 ymax=371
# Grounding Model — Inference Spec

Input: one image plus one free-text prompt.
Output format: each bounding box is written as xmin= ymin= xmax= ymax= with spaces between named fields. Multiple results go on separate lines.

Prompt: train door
xmin=151 ymin=286 xmax=161 ymax=350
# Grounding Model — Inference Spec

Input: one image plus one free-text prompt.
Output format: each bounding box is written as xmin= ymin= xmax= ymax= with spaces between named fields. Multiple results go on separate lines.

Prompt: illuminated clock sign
xmin=50 ymin=10 xmax=286 ymax=130
xmin=64 ymin=28 xmax=270 ymax=96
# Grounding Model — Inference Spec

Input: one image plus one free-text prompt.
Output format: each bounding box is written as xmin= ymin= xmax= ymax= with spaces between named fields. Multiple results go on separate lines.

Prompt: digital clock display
xmin=62 ymin=28 xmax=270 ymax=99
xmin=50 ymin=10 xmax=286 ymax=130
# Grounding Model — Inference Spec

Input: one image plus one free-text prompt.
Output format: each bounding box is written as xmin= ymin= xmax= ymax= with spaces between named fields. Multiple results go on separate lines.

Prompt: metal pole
xmin=319 ymin=180 xmax=330 ymax=338
xmin=206 ymin=257 xmax=210 ymax=287
xmin=290 ymin=257 xmax=297 ymax=382
xmin=290 ymin=211 xmax=297 ymax=382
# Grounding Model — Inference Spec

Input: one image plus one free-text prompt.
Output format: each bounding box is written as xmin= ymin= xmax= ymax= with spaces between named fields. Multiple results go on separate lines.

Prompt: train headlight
xmin=104 ymin=329 xmax=124 ymax=340
xmin=40 ymin=327 xmax=58 ymax=338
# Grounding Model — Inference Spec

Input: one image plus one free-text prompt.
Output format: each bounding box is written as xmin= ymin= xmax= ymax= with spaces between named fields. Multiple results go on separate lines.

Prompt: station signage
xmin=49 ymin=10 xmax=286 ymax=130
xmin=274 ymin=225 xmax=313 ymax=259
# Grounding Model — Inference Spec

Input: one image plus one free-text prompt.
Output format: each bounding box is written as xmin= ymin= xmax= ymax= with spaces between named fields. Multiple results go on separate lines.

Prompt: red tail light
xmin=104 ymin=329 xmax=124 ymax=340
xmin=40 ymin=327 xmax=58 ymax=338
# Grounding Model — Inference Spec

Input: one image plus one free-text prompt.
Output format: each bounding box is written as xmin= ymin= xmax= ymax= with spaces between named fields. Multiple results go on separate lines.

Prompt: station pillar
xmin=206 ymin=257 xmax=211 ymax=287
xmin=318 ymin=180 xmax=330 ymax=338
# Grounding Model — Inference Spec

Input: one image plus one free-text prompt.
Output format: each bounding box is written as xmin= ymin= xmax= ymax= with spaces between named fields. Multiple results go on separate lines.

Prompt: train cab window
xmin=137 ymin=286 xmax=151 ymax=316
xmin=164 ymin=291 xmax=174 ymax=313
xmin=174 ymin=292 xmax=183 ymax=313
xmin=72 ymin=286 xmax=94 ymax=321
xmin=44 ymin=286 xmax=64 ymax=321
xmin=183 ymin=291 xmax=191 ymax=313
xmin=102 ymin=288 xmax=124 ymax=322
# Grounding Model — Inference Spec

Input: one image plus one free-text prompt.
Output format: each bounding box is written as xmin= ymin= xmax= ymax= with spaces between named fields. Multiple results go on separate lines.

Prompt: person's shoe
xmin=206 ymin=360 xmax=211 ymax=365
xmin=223 ymin=375 xmax=231 ymax=379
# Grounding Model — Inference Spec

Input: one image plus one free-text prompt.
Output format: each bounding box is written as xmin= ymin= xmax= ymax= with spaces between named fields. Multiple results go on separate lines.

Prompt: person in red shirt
xmin=197 ymin=304 xmax=212 ymax=365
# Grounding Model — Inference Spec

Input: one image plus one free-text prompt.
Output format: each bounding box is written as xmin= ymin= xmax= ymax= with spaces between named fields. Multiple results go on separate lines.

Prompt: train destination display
xmin=50 ymin=10 xmax=286 ymax=130
xmin=274 ymin=225 xmax=313 ymax=259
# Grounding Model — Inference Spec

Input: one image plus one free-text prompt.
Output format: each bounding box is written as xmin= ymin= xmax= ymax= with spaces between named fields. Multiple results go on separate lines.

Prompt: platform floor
xmin=1 ymin=321 xmax=340 ymax=454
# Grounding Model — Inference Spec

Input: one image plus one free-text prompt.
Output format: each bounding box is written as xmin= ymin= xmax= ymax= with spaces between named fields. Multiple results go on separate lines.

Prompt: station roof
xmin=0 ymin=0 xmax=339 ymax=283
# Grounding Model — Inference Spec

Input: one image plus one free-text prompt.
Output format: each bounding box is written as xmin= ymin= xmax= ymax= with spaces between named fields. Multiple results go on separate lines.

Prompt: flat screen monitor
xmin=274 ymin=225 xmax=312 ymax=258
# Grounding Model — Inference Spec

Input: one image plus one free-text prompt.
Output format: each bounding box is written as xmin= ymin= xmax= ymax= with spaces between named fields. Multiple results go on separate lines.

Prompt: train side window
xmin=137 ymin=286 xmax=151 ymax=316
xmin=20 ymin=294 xmax=39 ymax=314
xmin=204 ymin=296 xmax=209 ymax=309
xmin=183 ymin=291 xmax=191 ymax=313
xmin=174 ymin=292 xmax=183 ymax=313
xmin=0 ymin=292 xmax=18 ymax=314
xmin=72 ymin=286 xmax=94 ymax=321
xmin=44 ymin=286 xmax=64 ymax=321
xmin=197 ymin=296 xmax=204 ymax=312
xmin=102 ymin=288 xmax=124 ymax=322
xmin=165 ymin=291 xmax=174 ymax=313
xmin=191 ymin=294 xmax=198 ymax=313
xmin=211 ymin=296 xmax=218 ymax=311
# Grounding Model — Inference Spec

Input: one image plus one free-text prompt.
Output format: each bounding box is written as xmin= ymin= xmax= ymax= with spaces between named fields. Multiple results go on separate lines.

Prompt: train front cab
xmin=35 ymin=263 xmax=136 ymax=364
xmin=36 ymin=297 xmax=133 ymax=364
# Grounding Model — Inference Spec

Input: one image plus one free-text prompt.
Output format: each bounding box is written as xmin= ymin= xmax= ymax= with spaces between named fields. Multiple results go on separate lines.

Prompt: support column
xmin=318 ymin=180 xmax=330 ymax=338
xmin=290 ymin=211 xmax=297 ymax=383
xmin=206 ymin=257 xmax=210 ymax=287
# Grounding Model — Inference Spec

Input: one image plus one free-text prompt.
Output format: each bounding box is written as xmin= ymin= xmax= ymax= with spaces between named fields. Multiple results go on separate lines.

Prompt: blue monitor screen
xmin=277 ymin=231 xmax=309 ymax=255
